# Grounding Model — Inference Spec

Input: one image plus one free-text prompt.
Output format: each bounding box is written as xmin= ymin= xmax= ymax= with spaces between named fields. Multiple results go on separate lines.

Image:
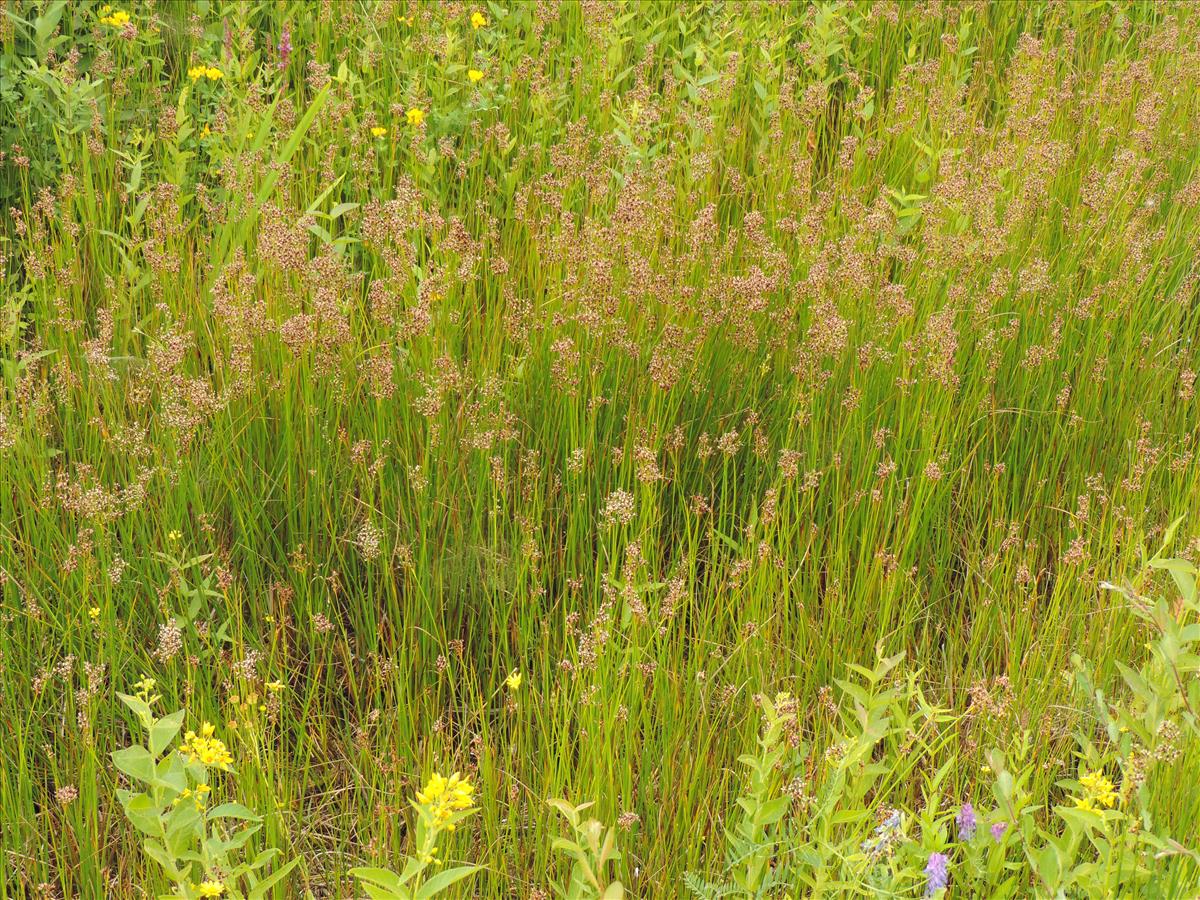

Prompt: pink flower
xmin=278 ymin=25 xmax=292 ymax=70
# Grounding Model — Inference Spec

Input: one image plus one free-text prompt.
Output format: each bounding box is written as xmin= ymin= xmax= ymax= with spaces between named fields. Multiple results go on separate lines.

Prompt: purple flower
xmin=956 ymin=802 xmax=977 ymax=841
xmin=991 ymin=821 xmax=1009 ymax=842
xmin=924 ymin=852 xmax=949 ymax=897
xmin=278 ymin=25 xmax=292 ymax=70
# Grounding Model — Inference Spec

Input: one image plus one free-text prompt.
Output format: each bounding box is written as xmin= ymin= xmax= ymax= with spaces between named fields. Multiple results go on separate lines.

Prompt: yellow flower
xmin=468 ymin=69 xmax=485 ymax=83
xmin=99 ymin=8 xmax=130 ymax=27
xmin=200 ymin=125 xmax=211 ymax=139
xmin=205 ymin=67 xmax=224 ymax=81
xmin=371 ymin=126 xmax=388 ymax=138
xmin=194 ymin=785 xmax=211 ymax=809
xmin=397 ymin=14 xmax=414 ymax=26
xmin=505 ymin=669 xmax=522 ymax=691
xmin=134 ymin=676 xmax=160 ymax=705
xmin=194 ymin=883 xmax=225 ymax=898
xmin=266 ymin=680 xmax=285 ymax=692
xmin=88 ymin=606 xmax=101 ymax=621
xmin=1078 ymin=770 xmax=1118 ymax=809
xmin=179 ymin=722 xmax=234 ymax=770
xmin=471 ymin=11 xmax=487 ymax=29
xmin=406 ymin=107 xmax=425 ymax=126
xmin=419 ymin=845 xmax=441 ymax=865
xmin=187 ymin=66 xmax=207 ymax=82
xmin=415 ymin=771 xmax=475 ymax=824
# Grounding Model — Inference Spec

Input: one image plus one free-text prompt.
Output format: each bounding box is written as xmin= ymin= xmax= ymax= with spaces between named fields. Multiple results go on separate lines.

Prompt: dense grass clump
xmin=2 ymin=1 xmax=1200 ymax=897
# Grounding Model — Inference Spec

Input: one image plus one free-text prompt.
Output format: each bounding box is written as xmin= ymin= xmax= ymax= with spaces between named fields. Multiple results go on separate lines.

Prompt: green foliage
xmin=350 ymin=772 xmax=480 ymax=900
xmin=2 ymin=0 xmax=1200 ymax=896
xmin=111 ymin=685 xmax=297 ymax=898
xmin=688 ymin=548 xmax=1200 ymax=897
xmin=547 ymin=799 xmax=625 ymax=900
xmin=350 ymin=859 xmax=480 ymax=900
xmin=155 ymin=542 xmax=232 ymax=658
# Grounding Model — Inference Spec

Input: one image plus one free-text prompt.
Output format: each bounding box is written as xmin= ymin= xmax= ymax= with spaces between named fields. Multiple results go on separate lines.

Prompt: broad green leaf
xmin=413 ymin=865 xmax=480 ymax=899
xmin=361 ymin=885 xmax=407 ymax=900
xmin=117 ymin=692 xmax=153 ymax=727
xmin=120 ymin=791 xmax=163 ymax=837
xmin=207 ymin=802 xmax=263 ymax=822
xmin=248 ymin=848 xmax=281 ymax=870
xmin=142 ymin=839 xmax=182 ymax=878
xmin=112 ymin=745 xmax=157 ymax=783
xmin=150 ymin=709 xmax=186 ymax=757
xmin=247 ymin=857 xmax=300 ymax=899
xmin=350 ymin=868 xmax=405 ymax=891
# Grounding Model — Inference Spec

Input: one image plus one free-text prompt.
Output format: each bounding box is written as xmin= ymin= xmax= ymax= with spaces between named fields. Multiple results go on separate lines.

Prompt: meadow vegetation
xmin=2 ymin=0 xmax=1200 ymax=896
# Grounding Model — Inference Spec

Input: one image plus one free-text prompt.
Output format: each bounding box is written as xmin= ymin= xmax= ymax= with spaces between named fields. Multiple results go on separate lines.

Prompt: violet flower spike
xmin=956 ymin=802 xmax=977 ymax=841
xmin=924 ymin=852 xmax=949 ymax=897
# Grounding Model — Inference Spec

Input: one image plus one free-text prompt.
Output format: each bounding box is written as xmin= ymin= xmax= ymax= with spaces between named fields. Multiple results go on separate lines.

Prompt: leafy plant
xmin=547 ymin=799 xmax=625 ymax=900
xmin=155 ymin=542 xmax=231 ymax=658
xmin=111 ymin=679 xmax=297 ymax=898
xmin=350 ymin=772 xmax=480 ymax=899
xmin=688 ymin=536 xmax=1200 ymax=897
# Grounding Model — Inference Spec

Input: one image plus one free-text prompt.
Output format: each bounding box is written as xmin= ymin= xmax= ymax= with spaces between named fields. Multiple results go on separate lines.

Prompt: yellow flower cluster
xmin=371 ymin=126 xmax=388 ymax=138
xmin=468 ymin=69 xmax=485 ymax=84
xmin=99 ymin=5 xmax=130 ymax=27
xmin=406 ymin=107 xmax=425 ymax=126
xmin=188 ymin=65 xmax=224 ymax=82
xmin=179 ymin=722 xmax=233 ymax=769
xmin=1075 ymin=770 xmax=1118 ymax=811
xmin=415 ymin=771 xmax=475 ymax=825
xmin=134 ymin=675 xmax=160 ymax=705
xmin=194 ymin=882 xmax=225 ymax=897
xmin=471 ymin=11 xmax=487 ymax=29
